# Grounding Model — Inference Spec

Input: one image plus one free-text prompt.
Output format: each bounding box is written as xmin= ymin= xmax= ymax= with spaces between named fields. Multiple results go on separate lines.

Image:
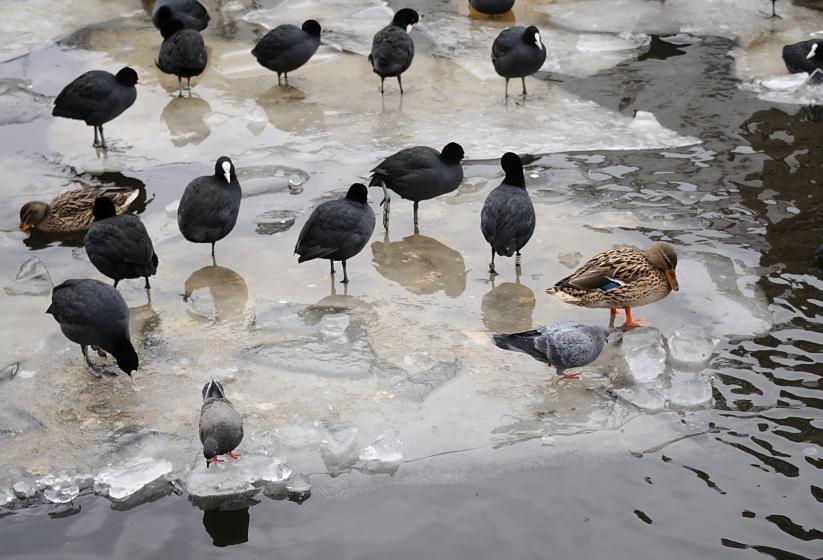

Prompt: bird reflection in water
xmin=184 ymin=265 xmax=248 ymax=322
xmin=202 ymin=506 xmax=250 ymax=547
xmin=129 ymin=302 xmax=161 ymax=346
xmin=371 ymin=233 xmax=467 ymax=297
xmin=482 ymin=269 xmax=536 ymax=334
xmin=255 ymin=85 xmax=325 ymax=135
xmin=161 ymin=96 xmax=212 ymax=146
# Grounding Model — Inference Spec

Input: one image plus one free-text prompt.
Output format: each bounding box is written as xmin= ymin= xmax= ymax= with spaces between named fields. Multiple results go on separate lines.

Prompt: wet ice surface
xmin=0 ymin=4 xmax=820 ymax=550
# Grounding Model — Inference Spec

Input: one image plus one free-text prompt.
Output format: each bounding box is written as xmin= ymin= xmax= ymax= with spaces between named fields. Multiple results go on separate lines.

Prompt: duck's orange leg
xmin=623 ymin=307 xmax=644 ymax=328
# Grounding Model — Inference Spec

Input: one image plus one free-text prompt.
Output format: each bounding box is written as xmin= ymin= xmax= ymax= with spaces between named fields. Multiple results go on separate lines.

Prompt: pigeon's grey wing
xmin=546 ymin=328 xmax=602 ymax=370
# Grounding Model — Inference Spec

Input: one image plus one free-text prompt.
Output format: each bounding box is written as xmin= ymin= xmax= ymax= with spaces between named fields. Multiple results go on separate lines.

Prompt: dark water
xmin=2 ymin=10 xmax=823 ymax=560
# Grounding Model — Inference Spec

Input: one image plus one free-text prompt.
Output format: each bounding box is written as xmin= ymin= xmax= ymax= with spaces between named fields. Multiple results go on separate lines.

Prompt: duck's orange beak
xmin=665 ymin=268 xmax=679 ymax=292
xmin=18 ymin=223 xmax=30 ymax=232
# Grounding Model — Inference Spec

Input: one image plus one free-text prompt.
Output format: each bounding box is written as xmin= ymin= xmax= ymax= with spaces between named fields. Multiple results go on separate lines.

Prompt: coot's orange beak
xmin=665 ymin=269 xmax=679 ymax=291
xmin=18 ymin=223 xmax=30 ymax=232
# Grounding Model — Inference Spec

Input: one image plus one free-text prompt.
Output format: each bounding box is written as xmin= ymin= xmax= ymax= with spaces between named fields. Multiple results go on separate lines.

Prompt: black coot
xmin=491 ymin=26 xmax=547 ymax=96
xmin=156 ymin=17 xmax=208 ymax=96
xmin=47 ymin=279 xmax=138 ymax=376
xmin=152 ymin=0 xmax=210 ymax=31
xmin=178 ymin=156 xmax=242 ymax=257
xmin=369 ymin=8 xmax=419 ymax=94
xmin=294 ymin=183 xmax=376 ymax=283
xmin=782 ymin=39 xmax=823 ymax=74
xmin=369 ymin=142 xmax=465 ymax=230
xmin=85 ymin=197 xmax=158 ymax=289
xmin=481 ymin=152 xmax=535 ymax=274
xmin=52 ymin=67 xmax=138 ymax=148
xmin=252 ymin=20 xmax=322 ymax=86
xmin=469 ymin=0 xmax=515 ymax=15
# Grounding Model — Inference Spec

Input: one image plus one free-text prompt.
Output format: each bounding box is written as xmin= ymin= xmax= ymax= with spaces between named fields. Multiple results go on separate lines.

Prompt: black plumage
xmin=491 ymin=26 xmax=547 ymax=96
xmin=199 ymin=380 xmax=243 ymax=467
xmin=369 ymin=142 xmax=465 ymax=230
xmin=52 ymin=67 xmax=138 ymax=148
xmin=782 ymin=39 xmax=823 ymax=74
xmin=469 ymin=0 xmax=515 ymax=15
xmin=815 ymin=244 xmax=823 ymax=267
xmin=156 ymin=18 xmax=208 ymax=97
xmin=369 ymin=8 xmax=418 ymax=94
xmin=178 ymin=156 xmax=242 ymax=257
xmin=85 ymin=197 xmax=158 ymax=289
xmin=152 ymin=0 xmax=210 ymax=32
xmin=294 ymin=183 xmax=376 ymax=284
xmin=481 ymin=152 xmax=535 ymax=274
xmin=47 ymin=279 xmax=138 ymax=376
xmin=252 ymin=20 xmax=322 ymax=86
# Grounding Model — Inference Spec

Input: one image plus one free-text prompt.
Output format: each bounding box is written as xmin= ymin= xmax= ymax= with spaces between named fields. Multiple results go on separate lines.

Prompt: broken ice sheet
xmin=39 ymin=475 xmax=79 ymax=504
xmin=186 ymin=454 xmax=292 ymax=503
xmin=94 ymin=457 xmax=173 ymax=502
xmin=0 ymin=79 xmax=51 ymax=125
xmin=320 ymin=426 xmax=359 ymax=474
xmin=622 ymin=328 xmax=667 ymax=383
xmin=4 ymin=257 xmax=52 ymax=296
xmin=668 ymin=324 xmax=716 ymax=367
xmin=359 ymin=429 xmax=403 ymax=474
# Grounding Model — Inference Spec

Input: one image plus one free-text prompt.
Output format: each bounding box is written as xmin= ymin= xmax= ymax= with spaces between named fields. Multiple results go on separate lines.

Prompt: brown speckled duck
xmin=546 ymin=242 xmax=679 ymax=328
xmin=19 ymin=186 xmax=140 ymax=234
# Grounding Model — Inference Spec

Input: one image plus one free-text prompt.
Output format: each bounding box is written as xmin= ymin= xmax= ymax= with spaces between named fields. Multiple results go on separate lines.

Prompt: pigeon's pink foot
xmin=560 ymin=373 xmax=581 ymax=380
xmin=207 ymin=457 xmax=223 ymax=466
xmin=227 ymin=451 xmax=241 ymax=459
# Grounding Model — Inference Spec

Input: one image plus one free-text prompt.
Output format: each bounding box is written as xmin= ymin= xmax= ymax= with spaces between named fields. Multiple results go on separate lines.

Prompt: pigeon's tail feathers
xmin=492 ymin=330 xmax=540 ymax=355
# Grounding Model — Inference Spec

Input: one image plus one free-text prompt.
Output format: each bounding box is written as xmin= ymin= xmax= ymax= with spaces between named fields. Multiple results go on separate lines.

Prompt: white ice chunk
xmin=0 ymin=487 xmax=13 ymax=506
xmin=276 ymin=422 xmax=323 ymax=449
xmin=12 ymin=481 xmax=35 ymax=499
xmin=320 ymin=426 xmax=359 ymax=473
xmin=667 ymin=371 xmax=713 ymax=408
xmin=285 ymin=474 xmax=311 ymax=500
xmin=186 ymin=453 xmax=291 ymax=500
xmin=40 ymin=475 xmax=79 ymax=504
xmin=94 ymin=457 xmax=173 ymax=501
xmin=758 ymin=73 xmax=810 ymax=91
xmin=4 ymin=257 xmax=52 ymax=296
xmin=360 ymin=429 xmax=403 ymax=473
xmin=668 ymin=324 xmax=716 ymax=367
xmin=622 ymin=328 xmax=667 ymax=383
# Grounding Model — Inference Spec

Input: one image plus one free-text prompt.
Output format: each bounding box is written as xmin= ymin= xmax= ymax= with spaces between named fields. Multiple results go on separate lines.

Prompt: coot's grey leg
xmin=178 ymin=76 xmax=183 ymax=97
xmin=489 ymin=247 xmax=497 ymax=275
xmin=397 ymin=75 xmax=404 ymax=95
xmin=413 ymin=201 xmax=419 ymax=229
xmin=187 ymin=77 xmax=192 ymax=93
xmin=771 ymin=0 xmax=781 ymax=17
xmin=521 ymin=77 xmax=527 ymax=96
xmin=144 ymin=276 xmax=151 ymax=290
xmin=277 ymin=72 xmax=282 ymax=86
xmin=284 ymin=73 xmax=289 ymax=87
xmin=99 ymin=126 xmax=106 ymax=149
xmin=341 ymin=260 xmax=349 ymax=284
xmin=505 ymin=78 xmax=509 ymax=97
xmin=81 ymin=345 xmax=93 ymax=368
xmin=113 ymin=279 xmax=119 ymax=288
xmin=515 ymin=251 xmax=522 ymax=267
xmin=330 ymin=260 xmax=335 ymax=275
xmin=379 ymin=181 xmax=391 ymax=230
xmin=380 ymin=77 xmax=385 ymax=95
xmin=93 ymin=126 xmax=100 ymax=147
xmin=211 ymin=242 xmax=216 ymax=258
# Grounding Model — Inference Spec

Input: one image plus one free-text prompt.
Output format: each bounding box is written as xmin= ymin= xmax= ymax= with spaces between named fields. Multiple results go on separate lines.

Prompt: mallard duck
xmin=546 ymin=242 xmax=679 ymax=328
xmin=19 ymin=186 xmax=140 ymax=234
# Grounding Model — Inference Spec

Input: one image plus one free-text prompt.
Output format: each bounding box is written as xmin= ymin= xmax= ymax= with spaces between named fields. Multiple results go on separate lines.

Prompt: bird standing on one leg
xmin=369 ymin=8 xmax=418 ymax=95
xmin=481 ymin=152 xmax=535 ymax=275
xmin=546 ymin=242 xmax=679 ymax=328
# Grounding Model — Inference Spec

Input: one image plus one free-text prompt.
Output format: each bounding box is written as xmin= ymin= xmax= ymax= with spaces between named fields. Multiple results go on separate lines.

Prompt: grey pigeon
xmin=199 ymin=380 xmax=243 ymax=467
xmin=481 ymin=152 xmax=535 ymax=274
xmin=782 ymin=39 xmax=823 ymax=74
xmin=469 ymin=0 xmax=515 ymax=15
xmin=178 ymin=156 xmax=242 ymax=258
xmin=152 ymin=0 xmax=210 ymax=31
xmin=369 ymin=8 xmax=418 ymax=94
xmin=294 ymin=183 xmax=376 ymax=284
xmin=491 ymin=26 xmax=547 ymax=96
xmin=369 ymin=143 xmax=465 ymax=231
xmin=492 ymin=322 xmax=608 ymax=378
xmin=156 ymin=18 xmax=208 ymax=97
xmin=47 ymin=279 xmax=138 ymax=376
xmin=252 ymin=20 xmax=322 ymax=87
xmin=52 ymin=67 xmax=138 ymax=148
xmin=85 ymin=197 xmax=158 ymax=289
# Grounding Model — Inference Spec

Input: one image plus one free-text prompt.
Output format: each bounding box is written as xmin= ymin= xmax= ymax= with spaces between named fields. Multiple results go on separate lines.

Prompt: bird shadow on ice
xmin=254 ymin=84 xmax=326 ymax=134
xmin=481 ymin=271 xmax=536 ymax=334
xmin=184 ymin=265 xmax=249 ymax=323
xmin=161 ymin=96 xmax=212 ymax=147
xmin=371 ymin=233 xmax=468 ymax=298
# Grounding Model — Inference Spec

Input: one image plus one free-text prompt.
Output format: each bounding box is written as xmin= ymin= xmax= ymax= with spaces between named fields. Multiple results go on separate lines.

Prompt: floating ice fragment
xmin=94 ymin=457 xmax=173 ymax=501
xmin=285 ymin=474 xmax=311 ymax=502
xmin=630 ymin=111 xmax=665 ymax=131
xmin=0 ymin=363 xmax=19 ymax=384
xmin=667 ymin=371 xmax=713 ymax=408
xmin=360 ymin=429 xmax=403 ymax=474
xmin=660 ymin=34 xmax=702 ymax=45
xmin=276 ymin=422 xmax=323 ymax=449
xmin=41 ymin=475 xmax=79 ymax=504
xmin=255 ymin=210 xmax=296 ymax=235
xmin=541 ymin=435 xmax=557 ymax=447
xmin=758 ymin=73 xmax=809 ymax=91
xmin=0 ymin=487 xmax=13 ymax=506
xmin=5 ymin=257 xmax=52 ymax=296
xmin=261 ymin=457 xmax=293 ymax=485
xmin=667 ymin=324 xmax=716 ymax=367
xmin=622 ymin=328 xmax=667 ymax=383
xmin=12 ymin=481 xmax=35 ymax=500
xmin=320 ymin=426 xmax=359 ymax=474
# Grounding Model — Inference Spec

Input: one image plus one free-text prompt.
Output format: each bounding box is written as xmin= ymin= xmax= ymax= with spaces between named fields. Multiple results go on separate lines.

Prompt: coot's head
xmin=114 ymin=340 xmax=139 ymax=376
xmin=115 ymin=67 xmax=139 ymax=87
xmin=92 ymin=196 xmax=117 ymax=221
xmin=302 ymin=19 xmax=321 ymax=37
xmin=19 ymin=201 xmax=49 ymax=231
xmin=522 ymin=26 xmax=543 ymax=50
xmin=806 ymin=41 xmax=823 ymax=60
xmin=392 ymin=8 xmax=419 ymax=33
xmin=646 ymin=242 xmax=679 ymax=292
xmin=159 ymin=17 xmax=186 ymax=40
xmin=501 ymin=152 xmax=525 ymax=187
xmin=440 ymin=142 xmax=465 ymax=164
xmin=346 ymin=183 xmax=369 ymax=205
xmin=214 ymin=156 xmax=236 ymax=184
